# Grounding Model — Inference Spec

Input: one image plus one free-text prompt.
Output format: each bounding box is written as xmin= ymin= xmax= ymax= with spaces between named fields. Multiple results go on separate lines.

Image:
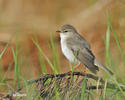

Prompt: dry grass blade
xmin=1 ymin=72 xmax=125 ymax=100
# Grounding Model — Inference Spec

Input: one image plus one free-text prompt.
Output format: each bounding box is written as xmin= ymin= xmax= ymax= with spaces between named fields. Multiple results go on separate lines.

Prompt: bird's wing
xmin=76 ymin=48 xmax=99 ymax=74
xmin=74 ymin=33 xmax=91 ymax=49
xmin=67 ymin=38 xmax=99 ymax=74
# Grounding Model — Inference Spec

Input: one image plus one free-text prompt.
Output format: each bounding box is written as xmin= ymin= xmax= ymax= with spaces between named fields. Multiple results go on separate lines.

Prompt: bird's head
xmin=56 ymin=24 xmax=77 ymax=36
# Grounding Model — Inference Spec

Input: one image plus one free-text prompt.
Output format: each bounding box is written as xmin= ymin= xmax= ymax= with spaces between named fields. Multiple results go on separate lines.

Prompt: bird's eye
xmin=64 ymin=30 xmax=68 ymax=32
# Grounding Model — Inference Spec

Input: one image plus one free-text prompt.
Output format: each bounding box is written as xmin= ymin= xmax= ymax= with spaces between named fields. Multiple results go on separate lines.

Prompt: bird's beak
xmin=56 ymin=30 xmax=61 ymax=33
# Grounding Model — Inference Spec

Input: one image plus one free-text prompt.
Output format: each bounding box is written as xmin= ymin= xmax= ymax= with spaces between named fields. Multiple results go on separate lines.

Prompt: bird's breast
xmin=60 ymin=34 xmax=78 ymax=63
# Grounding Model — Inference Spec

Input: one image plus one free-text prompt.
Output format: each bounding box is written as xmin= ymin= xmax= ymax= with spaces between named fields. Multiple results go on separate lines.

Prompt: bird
xmin=56 ymin=24 xmax=113 ymax=75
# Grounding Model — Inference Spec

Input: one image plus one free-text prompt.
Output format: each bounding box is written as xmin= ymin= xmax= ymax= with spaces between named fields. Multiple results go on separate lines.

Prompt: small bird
xmin=56 ymin=24 xmax=113 ymax=75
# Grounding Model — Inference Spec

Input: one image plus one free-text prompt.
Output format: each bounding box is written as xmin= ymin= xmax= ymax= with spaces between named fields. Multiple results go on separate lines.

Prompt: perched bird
xmin=56 ymin=24 xmax=113 ymax=75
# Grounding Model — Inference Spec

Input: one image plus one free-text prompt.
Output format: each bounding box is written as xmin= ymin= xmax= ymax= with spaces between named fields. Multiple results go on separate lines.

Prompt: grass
xmin=105 ymin=13 xmax=111 ymax=67
xmin=0 ymin=15 xmax=125 ymax=100
xmin=49 ymin=33 xmax=60 ymax=73
xmin=12 ymin=36 xmax=20 ymax=88
xmin=0 ymin=35 xmax=13 ymax=84
xmin=32 ymin=34 xmax=60 ymax=100
xmin=105 ymin=13 xmax=125 ymax=98
xmin=80 ymin=78 xmax=87 ymax=100
xmin=32 ymin=38 xmax=47 ymax=74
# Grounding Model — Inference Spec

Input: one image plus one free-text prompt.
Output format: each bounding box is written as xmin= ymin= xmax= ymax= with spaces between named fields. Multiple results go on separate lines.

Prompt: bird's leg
xmin=67 ymin=62 xmax=80 ymax=74
xmin=74 ymin=63 xmax=86 ymax=73
xmin=68 ymin=62 xmax=86 ymax=74
xmin=75 ymin=62 xmax=81 ymax=68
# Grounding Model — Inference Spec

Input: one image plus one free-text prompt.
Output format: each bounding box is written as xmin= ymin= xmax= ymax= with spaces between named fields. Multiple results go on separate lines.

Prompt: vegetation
xmin=0 ymin=0 xmax=125 ymax=100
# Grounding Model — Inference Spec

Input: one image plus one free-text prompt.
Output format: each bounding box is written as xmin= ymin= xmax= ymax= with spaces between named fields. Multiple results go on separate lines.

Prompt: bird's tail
xmin=94 ymin=58 xmax=113 ymax=75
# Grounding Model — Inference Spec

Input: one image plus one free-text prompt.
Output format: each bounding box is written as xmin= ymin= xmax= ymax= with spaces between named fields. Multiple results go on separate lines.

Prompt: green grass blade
xmin=0 ymin=33 xmax=15 ymax=59
xmin=32 ymin=39 xmax=47 ymax=74
xmin=32 ymin=39 xmax=58 ymax=74
xmin=33 ymin=37 xmax=60 ymax=99
xmin=105 ymin=13 xmax=111 ymax=67
xmin=80 ymin=78 xmax=86 ymax=100
xmin=12 ymin=37 xmax=20 ymax=88
xmin=112 ymin=76 xmax=125 ymax=97
xmin=49 ymin=34 xmax=60 ymax=99
xmin=111 ymin=26 xmax=125 ymax=65
xmin=49 ymin=33 xmax=60 ymax=73
xmin=106 ymin=13 xmax=125 ymax=66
